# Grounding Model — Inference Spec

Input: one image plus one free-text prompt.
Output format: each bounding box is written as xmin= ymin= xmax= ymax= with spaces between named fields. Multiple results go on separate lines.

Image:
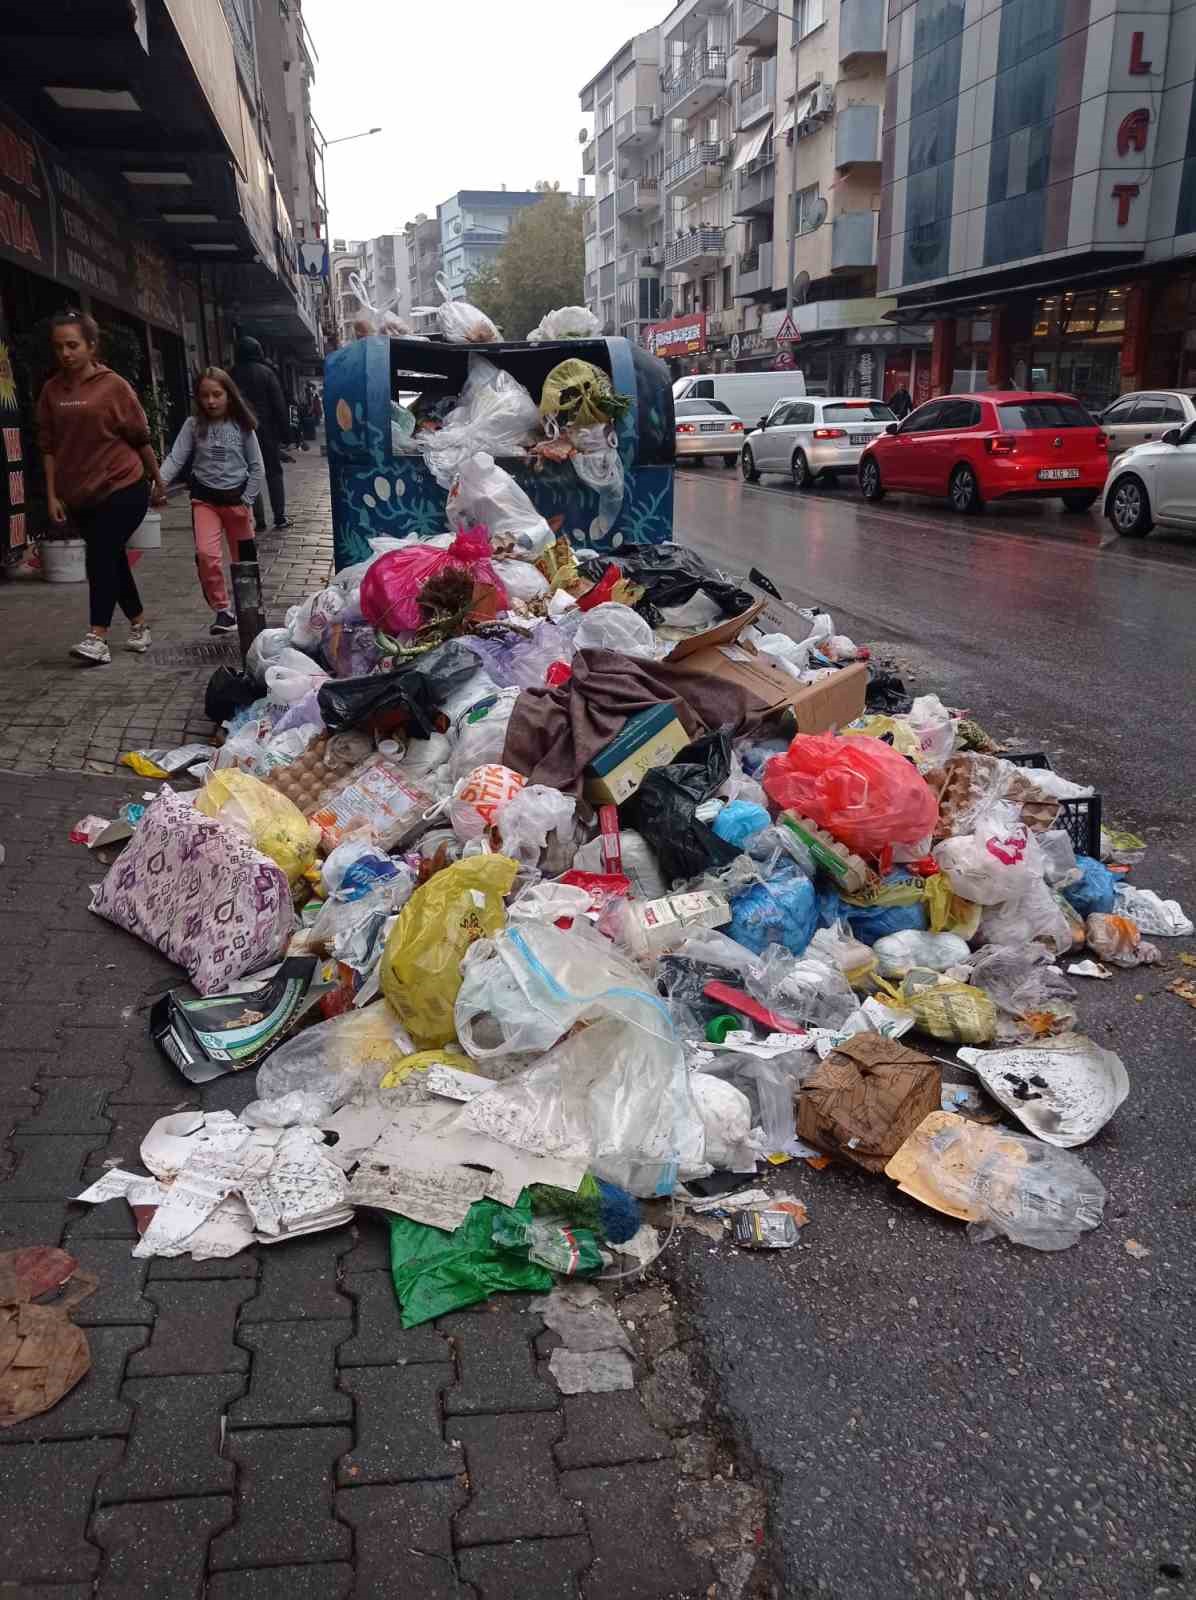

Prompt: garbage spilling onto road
xmin=62 ymin=330 xmax=1196 ymax=1333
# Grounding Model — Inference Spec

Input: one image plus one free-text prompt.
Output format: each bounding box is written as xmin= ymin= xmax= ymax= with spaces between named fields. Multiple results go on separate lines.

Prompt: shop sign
xmin=644 ymin=312 xmax=706 ymax=358
xmin=0 ymin=96 xmax=183 ymax=334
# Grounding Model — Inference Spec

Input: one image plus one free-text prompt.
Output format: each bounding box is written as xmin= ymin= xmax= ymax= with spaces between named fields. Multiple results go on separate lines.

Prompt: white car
xmin=1103 ymin=417 xmax=1196 ymax=537
xmin=740 ymin=396 xmax=898 ymax=488
xmin=673 ymin=399 xmax=745 ymax=467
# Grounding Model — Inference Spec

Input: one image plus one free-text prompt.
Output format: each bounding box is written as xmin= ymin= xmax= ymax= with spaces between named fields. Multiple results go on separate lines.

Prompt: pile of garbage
xmin=71 ymin=327 xmax=1192 ymax=1326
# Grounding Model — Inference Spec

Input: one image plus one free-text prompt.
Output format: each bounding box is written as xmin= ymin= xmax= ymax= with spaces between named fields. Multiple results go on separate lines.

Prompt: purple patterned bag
xmin=90 ymin=787 xmax=297 ymax=995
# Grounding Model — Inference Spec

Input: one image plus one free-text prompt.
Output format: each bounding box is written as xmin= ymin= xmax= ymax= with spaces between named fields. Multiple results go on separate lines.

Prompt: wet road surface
xmin=667 ymin=467 xmax=1196 ymax=1600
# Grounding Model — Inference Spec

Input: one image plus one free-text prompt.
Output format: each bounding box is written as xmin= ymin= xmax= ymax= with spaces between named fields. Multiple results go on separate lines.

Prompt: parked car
xmin=1099 ymin=390 xmax=1196 ymax=462
xmin=672 ymin=370 xmax=806 ymax=420
xmin=741 ymin=397 xmax=897 ymax=487
xmin=1102 ymin=416 xmax=1196 ymax=537
xmin=673 ymin=398 xmax=745 ymax=467
xmin=857 ymin=392 xmax=1106 ymax=513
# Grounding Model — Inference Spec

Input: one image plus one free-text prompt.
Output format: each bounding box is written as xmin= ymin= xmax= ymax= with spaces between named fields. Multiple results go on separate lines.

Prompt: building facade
xmin=361 ymin=233 xmax=414 ymax=326
xmin=879 ymin=0 xmax=1196 ymax=406
xmin=404 ymin=214 xmax=443 ymax=328
xmin=331 ymin=240 xmax=365 ymax=347
xmin=436 ymin=190 xmax=546 ymax=299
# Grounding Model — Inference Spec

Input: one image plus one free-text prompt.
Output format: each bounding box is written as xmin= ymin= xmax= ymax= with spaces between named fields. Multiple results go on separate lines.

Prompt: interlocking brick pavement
xmin=0 ymin=456 xmax=764 ymax=1596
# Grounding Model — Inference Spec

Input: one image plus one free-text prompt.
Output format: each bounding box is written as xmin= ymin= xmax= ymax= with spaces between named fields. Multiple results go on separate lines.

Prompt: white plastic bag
xmin=419 ymin=357 xmax=541 ymax=488
xmin=449 ymin=688 xmax=521 ymax=782
xmin=446 ymin=452 xmax=553 ymax=558
xmin=246 ymin=628 xmax=292 ymax=684
xmin=904 ymin=694 xmax=956 ymax=769
xmin=574 ymin=603 xmax=658 ymax=659
xmin=286 ymin=586 xmax=347 ymax=652
xmin=264 ymin=647 xmax=329 ymax=707
xmin=527 ymin=305 xmax=601 ymax=342
xmin=1112 ymin=885 xmax=1193 ymax=937
xmin=572 ymin=828 xmax=668 ymax=901
xmin=933 ymin=806 xmax=1043 ymax=905
xmin=495 ymin=784 xmax=577 ymax=867
xmin=412 ymin=272 xmax=500 ymax=343
xmin=872 ymin=930 xmax=971 ymax=979
xmin=689 ymin=1074 xmax=755 ymax=1172
xmin=493 ymin=558 xmax=550 ymax=603
xmin=977 ymin=875 xmax=1073 ymax=956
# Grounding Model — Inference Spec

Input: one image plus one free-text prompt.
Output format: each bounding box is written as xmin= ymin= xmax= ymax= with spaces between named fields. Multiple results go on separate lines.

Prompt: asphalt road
xmin=666 ymin=467 xmax=1196 ymax=1600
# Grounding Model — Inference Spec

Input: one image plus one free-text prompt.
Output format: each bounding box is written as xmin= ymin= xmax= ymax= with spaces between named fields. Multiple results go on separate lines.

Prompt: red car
xmin=857 ymin=392 xmax=1107 ymax=513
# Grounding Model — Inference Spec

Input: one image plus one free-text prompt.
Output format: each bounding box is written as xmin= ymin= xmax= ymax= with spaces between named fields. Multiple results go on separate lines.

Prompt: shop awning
xmin=734 ymin=120 xmax=773 ymax=170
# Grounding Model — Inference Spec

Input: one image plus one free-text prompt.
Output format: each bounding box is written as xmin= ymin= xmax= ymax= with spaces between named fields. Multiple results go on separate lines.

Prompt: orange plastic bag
xmin=763 ymin=733 xmax=939 ymax=856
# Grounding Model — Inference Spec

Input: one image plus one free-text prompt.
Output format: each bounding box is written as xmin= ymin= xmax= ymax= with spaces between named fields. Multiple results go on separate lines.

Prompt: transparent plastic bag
xmin=689 ymin=1073 xmax=755 ymax=1172
xmin=574 ymin=602 xmax=658 ymax=659
xmin=194 ymin=768 xmax=319 ymax=884
xmin=412 ymin=272 xmax=500 ymax=343
xmin=254 ymin=1004 xmax=415 ymax=1110
xmin=264 ymin=648 xmax=330 ymax=707
xmin=967 ymin=942 xmax=1076 ymax=1041
xmin=885 ymin=1110 xmax=1107 ymax=1251
xmin=807 ymin=920 xmax=878 ymax=990
xmin=464 ymin=624 xmax=574 ymax=690
xmin=527 ymin=305 xmax=601 ymax=342
xmin=418 ymin=356 xmax=541 ymax=488
xmin=445 ymin=452 xmax=553 ymax=558
xmin=1038 ymin=828 xmax=1080 ymax=888
xmin=246 ymin=628 xmax=292 ymax=684
xmin=495 ymin=784 xmax=576 ymax=868
xmin=694 ymin=1037 xmax=818 ymax=1154
xmin=764 ymin=732 xmax=939 ymax=856
xmin=726 ymin=863 xmax=818 ymax=957
xmin=347 ymin=269 xmax=412 ymax=336
xmin=872 ymin=930 xmax=971 ymax=979
xmin=1085 ymin=912 xmax=1161 ymax=968
xmin=746 ymin=943 xmax=858 ymax=1028
xmin=977 ymin=874 xmax=1073 ymax=956
xmin=903 ymin=694 xmax=956 ymax=769
xmin=286 ymin=586 xmax=348 ymax=653
xmin=1112 ymin=884 xmax=1193 ymax=937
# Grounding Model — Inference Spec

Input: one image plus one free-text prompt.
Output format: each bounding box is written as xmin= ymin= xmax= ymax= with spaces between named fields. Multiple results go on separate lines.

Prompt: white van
xmin=672 ymin=370 xmax=807 ymax=428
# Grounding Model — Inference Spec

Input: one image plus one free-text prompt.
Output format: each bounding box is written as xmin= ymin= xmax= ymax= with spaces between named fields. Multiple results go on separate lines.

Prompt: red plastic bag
xmin=763 ymin=732 xmax=939 ymax=856
xmin=360 ymin=527 xmax=508 ymax=634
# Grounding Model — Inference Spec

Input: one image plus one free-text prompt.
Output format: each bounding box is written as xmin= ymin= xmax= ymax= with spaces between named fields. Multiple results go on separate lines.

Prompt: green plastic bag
xmin=389 ymin=1194 xmax=552 ymax=1327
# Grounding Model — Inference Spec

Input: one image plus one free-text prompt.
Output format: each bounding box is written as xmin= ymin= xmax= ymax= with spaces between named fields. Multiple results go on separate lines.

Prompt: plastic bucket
xmin=40 ymin=538 xmax=87 ymax=583
xmin=129 ymin=510 xmax=161 ymax=550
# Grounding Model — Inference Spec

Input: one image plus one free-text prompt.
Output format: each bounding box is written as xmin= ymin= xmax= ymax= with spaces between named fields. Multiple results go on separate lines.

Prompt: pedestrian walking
xmin=36 ymin=309 xmax=166 ymax=666
xmin=230 ymin=335 xmax=291 ymax=531
xmin=887 ymin=385 xmax=913 ymax=420
xmin=155 ymin=367 xmax=264 ymax=636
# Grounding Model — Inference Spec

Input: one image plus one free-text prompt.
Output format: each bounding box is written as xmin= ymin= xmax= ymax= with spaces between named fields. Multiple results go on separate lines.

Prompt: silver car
xmin=741 ymin=396 xmax=898 ymax=488
xmin=673 ymin=399 xmax=745 ymax=467
xmin=1099 ymin=390 xmax=1196 ymax=462
xmin=1103 ymin=415 xmax=1196 ymax=537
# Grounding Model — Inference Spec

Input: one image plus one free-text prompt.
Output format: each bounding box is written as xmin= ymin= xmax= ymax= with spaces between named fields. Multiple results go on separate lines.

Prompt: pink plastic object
xmin=763 ymin=732 xmax=939 ymax=856
xmin=359 ymin=526 xmax=508 ymax=634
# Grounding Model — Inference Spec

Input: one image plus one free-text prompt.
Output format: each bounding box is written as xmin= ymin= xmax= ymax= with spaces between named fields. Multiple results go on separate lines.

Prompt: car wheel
xmin=859 ymin=456 xmax=884 ymax=501
xmin=1061 ymin=490 xmax=1099 ymax=513
xmin=949 ymin=463 xmax=983 ymax=514
xmin=741 ymin=447 xmax=759 ymax=483
xmin=1108 ymin=475 xmax=1153 ymax=537
xmin=723 ymin=454 xmax=738 ymax=468
xmin=791 ymin=450 xmax=812 ymax=489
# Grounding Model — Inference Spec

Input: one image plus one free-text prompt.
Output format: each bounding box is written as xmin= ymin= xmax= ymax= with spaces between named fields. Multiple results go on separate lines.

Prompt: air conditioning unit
xmin=811 ymin=83 xmax=836 ymax=118
xmin=717 ymin=139 xmax=734 ymax=161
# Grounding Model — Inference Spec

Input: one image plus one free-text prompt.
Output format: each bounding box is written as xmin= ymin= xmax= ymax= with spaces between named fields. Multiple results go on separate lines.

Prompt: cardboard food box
xmin=666 ymin=600 xmax=868 ymax=730
xmin=584 ymin=702 xmax=691 ymax=806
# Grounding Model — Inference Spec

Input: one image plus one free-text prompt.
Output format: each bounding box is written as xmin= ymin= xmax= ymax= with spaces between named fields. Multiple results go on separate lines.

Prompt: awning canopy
xmin=734 ymin=120 xmax=773 ymax=170
xmin=776 ymin=109 xmax=795 ymax=137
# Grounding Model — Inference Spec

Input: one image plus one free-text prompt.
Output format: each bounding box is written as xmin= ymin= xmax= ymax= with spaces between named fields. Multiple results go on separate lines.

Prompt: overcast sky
xmin=303 ymin=0 xmax=666 ymax=242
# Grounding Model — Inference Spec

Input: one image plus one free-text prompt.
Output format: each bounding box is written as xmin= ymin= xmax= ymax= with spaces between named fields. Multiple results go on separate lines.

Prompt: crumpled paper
xmin=796 ymin=1033 xmax=942 ymax=1173
xmin=0 ymin=1248 xmax=96 ymax=1427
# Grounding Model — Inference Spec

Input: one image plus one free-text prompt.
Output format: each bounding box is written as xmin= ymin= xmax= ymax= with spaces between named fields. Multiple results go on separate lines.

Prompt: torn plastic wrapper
xmin=149 ymin=956 xmax=328 ymax=1084
xmin=389 ymin=1196 xmax=552 ymax=1328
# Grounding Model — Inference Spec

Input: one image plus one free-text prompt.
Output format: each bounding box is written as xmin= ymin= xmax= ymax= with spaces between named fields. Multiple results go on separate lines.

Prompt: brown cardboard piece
xmin=666 ymin=603 xmax=868 ymax=731
xmin=796 ymin=1033 xmax=942 ymax=1174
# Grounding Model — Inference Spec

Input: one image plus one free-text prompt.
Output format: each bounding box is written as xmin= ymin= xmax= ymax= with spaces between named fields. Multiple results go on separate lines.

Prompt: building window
xmin=796 ymin=183 xmax=822 ymax=233
xmin=722 ymin=264 xmax=733 ymax=308
xmin=795 ymin=0 xmax=825 ymax=39
xmin=599 ymin=97 xmax=614 ymax=131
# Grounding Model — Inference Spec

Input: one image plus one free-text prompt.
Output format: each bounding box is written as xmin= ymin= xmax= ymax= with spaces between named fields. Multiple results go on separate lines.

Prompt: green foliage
xmin=463 ymin=192 xmax=587 ymax=341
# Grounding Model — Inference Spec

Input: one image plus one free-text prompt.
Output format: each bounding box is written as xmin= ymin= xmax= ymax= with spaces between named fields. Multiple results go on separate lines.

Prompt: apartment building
xmin=880 ymin=0 xmax=1196 ymax=408
xmin=361 ymin=233 xmax=414 ymax=325
xmin=331 ymin=239 xmax=364 ymax=347
xmin=437 ymin=190 xmax=546 ymax=299
xmin=404 ymin=214 xmax=443 ymax=328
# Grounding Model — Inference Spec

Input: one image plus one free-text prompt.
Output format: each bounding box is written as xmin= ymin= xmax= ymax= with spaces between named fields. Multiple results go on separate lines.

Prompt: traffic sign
xmin=773 ymin=350 xmax=796 ymax=369
xmin=775 ymin=314 xmax=800 ymax=343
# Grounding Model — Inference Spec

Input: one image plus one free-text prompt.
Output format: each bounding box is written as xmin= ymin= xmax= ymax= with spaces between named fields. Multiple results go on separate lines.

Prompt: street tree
xmin=465 ymin=190 xmax=587 ymax=340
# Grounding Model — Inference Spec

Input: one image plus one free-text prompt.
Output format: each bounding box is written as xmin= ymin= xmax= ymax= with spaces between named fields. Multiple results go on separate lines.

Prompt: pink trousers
xmin=192 ymin=501 xmax=254 ymax=612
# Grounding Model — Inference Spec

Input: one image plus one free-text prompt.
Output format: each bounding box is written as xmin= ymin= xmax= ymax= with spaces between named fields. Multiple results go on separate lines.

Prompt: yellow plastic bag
xmin=842 ymin=717 xmax=920 ymax=762
xmin=880 ymin=974 xmax=996 ymax=1045
xmin=379 ymin=1047 xmax=477 ymax=1089
xmin=924 ymin=872 xmax=982 ymax=940
xmin=380 ymin=855 xmax=518 ymax=1047
xmin=195 ymin=769 xmax=320 ymax=885
xmin=119 ymin=751 xmax=170 ymax=779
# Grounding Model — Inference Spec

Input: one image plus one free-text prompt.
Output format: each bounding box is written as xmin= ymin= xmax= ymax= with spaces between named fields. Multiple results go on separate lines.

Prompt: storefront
xmin=733 ymin=313 xmax=933 ymax=402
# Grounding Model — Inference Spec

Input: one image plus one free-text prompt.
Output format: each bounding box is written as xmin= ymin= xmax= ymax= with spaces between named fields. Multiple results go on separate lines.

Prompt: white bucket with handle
xmin=129 ymin=510 xmax=161 ymax=550
xmin=40 ymin=538 xmax=87 ymax=583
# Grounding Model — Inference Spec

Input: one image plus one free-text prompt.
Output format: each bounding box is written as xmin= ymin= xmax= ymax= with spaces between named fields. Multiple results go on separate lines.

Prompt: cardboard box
xmin=666 ymin=603 xmax=868 ymax=729
xmin=584 ymin=702 xmax=691 ymax=805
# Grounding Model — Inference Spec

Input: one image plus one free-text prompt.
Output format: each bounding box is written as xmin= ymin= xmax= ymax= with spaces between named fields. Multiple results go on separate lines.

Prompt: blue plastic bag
xmin=727 ymin=865 xmax=817 ymax=956
xmin=1062 ymin=855 xmax=1117 ymax=918
xmin=713 ymin=801 xmax=770 ymax=849
xmin=818 ymin=871 xmax=929 ymax=944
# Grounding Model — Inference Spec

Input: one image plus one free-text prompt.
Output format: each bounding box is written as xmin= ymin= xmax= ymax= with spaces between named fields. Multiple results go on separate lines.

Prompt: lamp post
xmin=315 ymin=125 xmax=382 ymax=249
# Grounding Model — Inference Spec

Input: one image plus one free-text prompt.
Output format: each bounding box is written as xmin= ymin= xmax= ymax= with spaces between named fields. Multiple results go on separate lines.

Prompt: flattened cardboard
xmin=796 ymin=1033 xmax=942 ymax=1173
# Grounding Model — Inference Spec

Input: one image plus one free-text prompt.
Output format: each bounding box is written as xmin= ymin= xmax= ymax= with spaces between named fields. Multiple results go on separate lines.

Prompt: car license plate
xmin=849 ymin=433 xmax=871 ymax=446
xmin=700 ymin=422 xmax=722 ymax=433
xmin=1038 ymin=467 xmax=1080 ymax=481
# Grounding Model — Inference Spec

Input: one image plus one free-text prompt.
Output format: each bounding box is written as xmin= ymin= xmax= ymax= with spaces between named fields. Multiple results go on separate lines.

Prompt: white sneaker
xmin=70 ymin=632 xmax=111 ymax=665
xmin=126 ymin=624 xmax=152 ymax=653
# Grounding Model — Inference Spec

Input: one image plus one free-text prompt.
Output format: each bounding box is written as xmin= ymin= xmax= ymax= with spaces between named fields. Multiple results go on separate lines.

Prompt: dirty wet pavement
xmin=671 ymin=468 xmax=1196 ymax=1600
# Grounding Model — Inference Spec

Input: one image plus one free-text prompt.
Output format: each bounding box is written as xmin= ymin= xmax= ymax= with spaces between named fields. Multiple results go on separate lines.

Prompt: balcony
xmin=599 ymin=262 xmax=616 ymax=297
xmin=738 ymin=60 xmax=776 ymax=127
xmin=840 ymin=0 xmax=886 ymax=68
xmin=735 ymin=0 xmax=779 ymax=50
xmin=735 ymin=152 xmax=776 ymax=214
xmin=831 ymin=210 xmax=878 ymax=270
xmin=737 ymin=245 xmax=768 ymax=297
xmin=835 ymin=102 xmax=880 ymax=169
xmin=661 ymin=46 xmax=728 ymax=118
xmin=618 ymin=249 xmax=662 ymax=283
xmin=582 ymin=139 xmax=596 ymax=175
xmin=616 ymin=106 xmax=656 ymax=148
xmin=599 ymin=193 xmax=615 ymax=233
xmin=617 ymin=177 xmax=660 ymax=217
xmin=665 ymin=226 xmax=726 ymax=273
xmin=598 ymin=127 xmax=614 ymax=168
xmin=664 ymin=141 xmax=726 ymax=198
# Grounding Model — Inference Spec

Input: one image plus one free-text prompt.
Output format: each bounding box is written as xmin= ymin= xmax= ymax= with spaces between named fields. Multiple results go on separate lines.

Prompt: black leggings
xmin=73 ymin=479 xmax=150 ymax=629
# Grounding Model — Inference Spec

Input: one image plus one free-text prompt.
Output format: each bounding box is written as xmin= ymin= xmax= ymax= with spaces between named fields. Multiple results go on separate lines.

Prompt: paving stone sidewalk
xmin=0 ymin=450 xmax=769 ymax=1596
xmin=0 ymin=446 xmax=335 ymax=775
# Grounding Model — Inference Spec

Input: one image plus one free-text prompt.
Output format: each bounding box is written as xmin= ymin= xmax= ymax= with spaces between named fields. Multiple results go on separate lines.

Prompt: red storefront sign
xmin=644 ymin=313 xmax=707 ymax=358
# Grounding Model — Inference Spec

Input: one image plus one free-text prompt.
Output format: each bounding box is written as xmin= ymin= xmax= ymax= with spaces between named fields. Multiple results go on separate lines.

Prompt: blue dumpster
xmin=324 ymin=335 xmax=675 ymax=572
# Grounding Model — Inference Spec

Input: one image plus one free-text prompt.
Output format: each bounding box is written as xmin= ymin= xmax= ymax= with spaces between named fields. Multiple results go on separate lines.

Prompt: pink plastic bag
xmin=763 ymin=732 xmax=939 ymax=856
xmin=359 ymin=527 xmax=508 ymax=635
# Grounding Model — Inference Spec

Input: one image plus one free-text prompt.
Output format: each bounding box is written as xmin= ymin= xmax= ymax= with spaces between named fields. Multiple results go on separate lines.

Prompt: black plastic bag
xmin=205 ymin=666 xmax=260 ymax=725
xmin=610 ymin=543 xmax=754 ymax=624
xmin=318 ymin=639 xmax=479 ymax=738
xmin=865 ymin=667 xmax=912 ymax=715
xmin=625 ymin=730 xmax=742 ymax=883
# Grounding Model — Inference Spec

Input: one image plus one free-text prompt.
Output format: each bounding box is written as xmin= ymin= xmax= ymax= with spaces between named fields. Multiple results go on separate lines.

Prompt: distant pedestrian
xmin=155 ymin=367 xmax=264 ymax=635
xmin=36 ymin=308 xmax=166 ymax=666
xmin=231 ymin=336 xmax=291 ymax=530
xmin=887 ymin=385 xmax=913 ymax=419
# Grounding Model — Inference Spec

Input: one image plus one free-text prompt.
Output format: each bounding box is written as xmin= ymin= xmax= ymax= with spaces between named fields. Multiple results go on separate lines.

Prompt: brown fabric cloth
xmin=501 ymin=646 xmax=775 ymax=794
xmin=796 ymin=1033 xmax=942 ymax=1174
xmin=36 ymin=365 xmax=150 ymax=511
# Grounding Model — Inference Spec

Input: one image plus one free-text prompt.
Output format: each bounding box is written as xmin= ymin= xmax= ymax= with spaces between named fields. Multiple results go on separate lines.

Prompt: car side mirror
xmin=757 ymin=414 xmax=768 ymax=431
xmin=884 ymin=422 xmax=899 ymax=435
xmin=1161 ymin=427 xmax=1182 ymax=445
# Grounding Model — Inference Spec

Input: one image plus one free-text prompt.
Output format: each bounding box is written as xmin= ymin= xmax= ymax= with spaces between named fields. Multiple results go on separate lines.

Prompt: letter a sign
xmin=775 ymin=314 xmax=800 ymax=344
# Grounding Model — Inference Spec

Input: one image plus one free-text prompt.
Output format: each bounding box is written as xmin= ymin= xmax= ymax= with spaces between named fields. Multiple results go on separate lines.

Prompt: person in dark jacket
xmin=231 ymin=336 xmax=291 ymax=530
xmin=887 ymin=385 xmax=913 ymax=420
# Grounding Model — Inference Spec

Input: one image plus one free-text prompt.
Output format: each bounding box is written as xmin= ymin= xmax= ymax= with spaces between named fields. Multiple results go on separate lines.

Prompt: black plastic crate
xmin=1005 ymin=751 xmax=1102 ymax=855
